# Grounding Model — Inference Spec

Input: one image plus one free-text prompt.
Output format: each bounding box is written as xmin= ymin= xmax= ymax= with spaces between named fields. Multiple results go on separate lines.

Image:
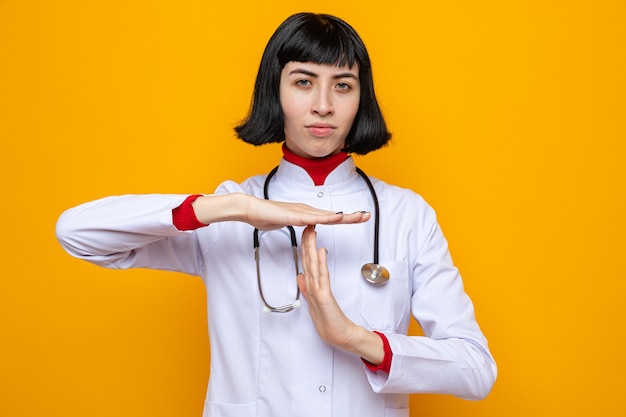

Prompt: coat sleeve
xmin=56 ymin=194 xmax=206 ymax=276
xmin=364 ymin=192 xmax=497 ymax=400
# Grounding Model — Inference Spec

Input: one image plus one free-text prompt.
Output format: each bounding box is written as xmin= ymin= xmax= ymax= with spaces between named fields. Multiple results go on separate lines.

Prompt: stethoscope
xmin=253 ymin=165 xmax=390 ymax=313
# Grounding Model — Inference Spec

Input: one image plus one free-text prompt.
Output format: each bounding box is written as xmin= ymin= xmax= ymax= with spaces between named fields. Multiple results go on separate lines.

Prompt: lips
xmin=306 ymin=124 xmax=336 ymax=137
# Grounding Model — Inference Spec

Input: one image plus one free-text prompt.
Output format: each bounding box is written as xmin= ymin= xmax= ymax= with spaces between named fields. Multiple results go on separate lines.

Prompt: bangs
xmin=277 ymin=15 xmax=359 ymax=68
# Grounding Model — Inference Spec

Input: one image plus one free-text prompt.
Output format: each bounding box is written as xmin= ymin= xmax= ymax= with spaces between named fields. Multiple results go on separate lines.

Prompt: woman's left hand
xmin=297 ymin=225 xmax=384 ymax=364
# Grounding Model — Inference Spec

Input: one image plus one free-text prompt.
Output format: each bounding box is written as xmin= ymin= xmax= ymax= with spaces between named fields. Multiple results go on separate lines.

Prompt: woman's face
xmin=279 ymin=61 xmax=360 ymax=159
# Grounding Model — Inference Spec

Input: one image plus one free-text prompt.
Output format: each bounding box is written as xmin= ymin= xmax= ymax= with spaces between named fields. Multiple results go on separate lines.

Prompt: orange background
xmin=1 ymin=1 xmax=625 ymax=416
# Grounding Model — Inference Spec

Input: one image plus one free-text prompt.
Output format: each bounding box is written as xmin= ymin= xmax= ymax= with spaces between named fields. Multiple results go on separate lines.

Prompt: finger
xmin=303 ymin=226 xmax=332 ymax=294
xmin=296 ymin=273 xmax=308 ymax=298
xmin=299 ymin=225 xmax=313 ymax=279
xmin=317 ymin=211 xmax=371 ymax=225
xmin=289 ymin=209 xmax=371 ymax=227
xmin=301 ymin=225 xmax=321 ymax=284
xmin=316 ymin=246 xmax=330 ymax=292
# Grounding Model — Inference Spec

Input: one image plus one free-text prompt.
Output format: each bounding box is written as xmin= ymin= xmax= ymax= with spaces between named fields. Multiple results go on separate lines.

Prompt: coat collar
xmin=274 ymin=155 xmax=359 ymax=187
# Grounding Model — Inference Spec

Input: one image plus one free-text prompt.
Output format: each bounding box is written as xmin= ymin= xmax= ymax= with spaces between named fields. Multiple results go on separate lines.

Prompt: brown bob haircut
xmin=235 ymin=12 xmax=391 ymax=155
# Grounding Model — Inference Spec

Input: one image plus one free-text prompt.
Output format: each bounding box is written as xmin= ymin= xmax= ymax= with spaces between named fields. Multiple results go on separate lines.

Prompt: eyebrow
xmin=288 ymin=68 xmax=359 ymax=80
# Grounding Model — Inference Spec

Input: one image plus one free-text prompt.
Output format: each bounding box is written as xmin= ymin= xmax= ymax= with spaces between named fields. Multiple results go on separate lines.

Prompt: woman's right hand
xmin=192 ymin=193 xmax=370 ymax=230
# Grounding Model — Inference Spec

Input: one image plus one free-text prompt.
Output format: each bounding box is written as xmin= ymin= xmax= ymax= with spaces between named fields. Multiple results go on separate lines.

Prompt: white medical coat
xmin=56 ymin=157 xmax=497 ymax=417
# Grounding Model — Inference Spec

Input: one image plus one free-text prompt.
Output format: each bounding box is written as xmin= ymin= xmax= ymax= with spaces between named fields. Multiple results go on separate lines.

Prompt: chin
xmin=310 ymin=146 xmax=345 ymax=159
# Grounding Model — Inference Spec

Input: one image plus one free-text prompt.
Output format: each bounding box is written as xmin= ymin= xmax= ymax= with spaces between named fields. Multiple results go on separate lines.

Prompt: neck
xmin=281 ymin=143 xmax=348 ymax=186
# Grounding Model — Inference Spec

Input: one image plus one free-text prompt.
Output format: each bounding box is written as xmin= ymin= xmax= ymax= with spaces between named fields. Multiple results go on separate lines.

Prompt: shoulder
xmin=213 ymin=174 xmax=267 ymax=198
xmin=370 ymin=177 xmax=429 ymax=207
xmin=369 ymin=176 xmax=439 ymax=224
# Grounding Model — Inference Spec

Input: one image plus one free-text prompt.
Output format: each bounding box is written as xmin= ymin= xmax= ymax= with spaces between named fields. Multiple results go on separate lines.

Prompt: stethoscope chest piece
xmin=361 ymin=263 xmax=390 ymax=285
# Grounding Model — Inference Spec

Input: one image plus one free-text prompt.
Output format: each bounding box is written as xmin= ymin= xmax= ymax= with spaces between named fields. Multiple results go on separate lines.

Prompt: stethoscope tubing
xmin=355 ymin=167 xmax=381 ymax=265
xmin=252 ymin=164 xmax=384 ymax=313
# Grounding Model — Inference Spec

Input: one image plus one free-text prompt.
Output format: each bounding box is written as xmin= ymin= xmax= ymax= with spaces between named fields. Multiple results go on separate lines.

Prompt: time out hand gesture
xmin=297 ymin=225 xmax=385 ymax=365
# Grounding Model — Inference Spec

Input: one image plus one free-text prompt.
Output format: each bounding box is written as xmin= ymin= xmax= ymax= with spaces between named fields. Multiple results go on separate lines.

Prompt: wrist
xmin=361 ymin=331 xmax=392 ymax=373
xmin=344 ymin=326 xmax=385 ymax=366
xmin=173 ymin=194 xmax=206 ymax=230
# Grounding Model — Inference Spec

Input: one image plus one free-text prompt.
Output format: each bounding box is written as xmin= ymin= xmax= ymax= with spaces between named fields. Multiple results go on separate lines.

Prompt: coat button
xmin=319 ymin=385 xmax=327 ymax=392
xmin=317 ymin=192 xmax=324 ymax=198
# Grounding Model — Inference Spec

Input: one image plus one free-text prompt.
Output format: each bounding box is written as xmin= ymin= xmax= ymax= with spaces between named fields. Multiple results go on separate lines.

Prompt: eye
xmin=336 ymin=82 xmax=352 ymax=92
xmin=296 ymin=79 xmax=312 ymax=87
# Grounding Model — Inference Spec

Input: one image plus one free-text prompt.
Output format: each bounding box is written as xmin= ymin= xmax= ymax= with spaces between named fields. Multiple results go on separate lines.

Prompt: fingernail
xmin=336 ymin=211 xmax=343 ymax=214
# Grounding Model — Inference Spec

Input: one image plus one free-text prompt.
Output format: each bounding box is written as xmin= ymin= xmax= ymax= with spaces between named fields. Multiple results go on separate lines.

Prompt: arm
xmin=56 ymin=194 xmax=206 ymax=274
xmin=367 ymin=219 xmax=497 ymax=399
xmin=296 ymin=205 xmax=496 ymax=399
xmin=56 ymin=192 xmax=370 ymax=273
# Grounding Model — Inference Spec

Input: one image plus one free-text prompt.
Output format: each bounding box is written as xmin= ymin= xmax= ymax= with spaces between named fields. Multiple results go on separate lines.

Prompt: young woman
xmin=56 ymin=12 xmax=496 ymax=417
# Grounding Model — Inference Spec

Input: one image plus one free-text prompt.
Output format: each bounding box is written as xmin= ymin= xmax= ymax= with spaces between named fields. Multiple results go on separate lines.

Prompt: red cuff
xmin=172 ymin=194 xmax=208 ymax=231
xmin=362 ymin=331 xmax=393 ymax=373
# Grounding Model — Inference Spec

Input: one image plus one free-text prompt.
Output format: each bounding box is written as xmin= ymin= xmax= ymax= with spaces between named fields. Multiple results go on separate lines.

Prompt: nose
xmin=311 ymin=89 xmax=334 ymax=116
